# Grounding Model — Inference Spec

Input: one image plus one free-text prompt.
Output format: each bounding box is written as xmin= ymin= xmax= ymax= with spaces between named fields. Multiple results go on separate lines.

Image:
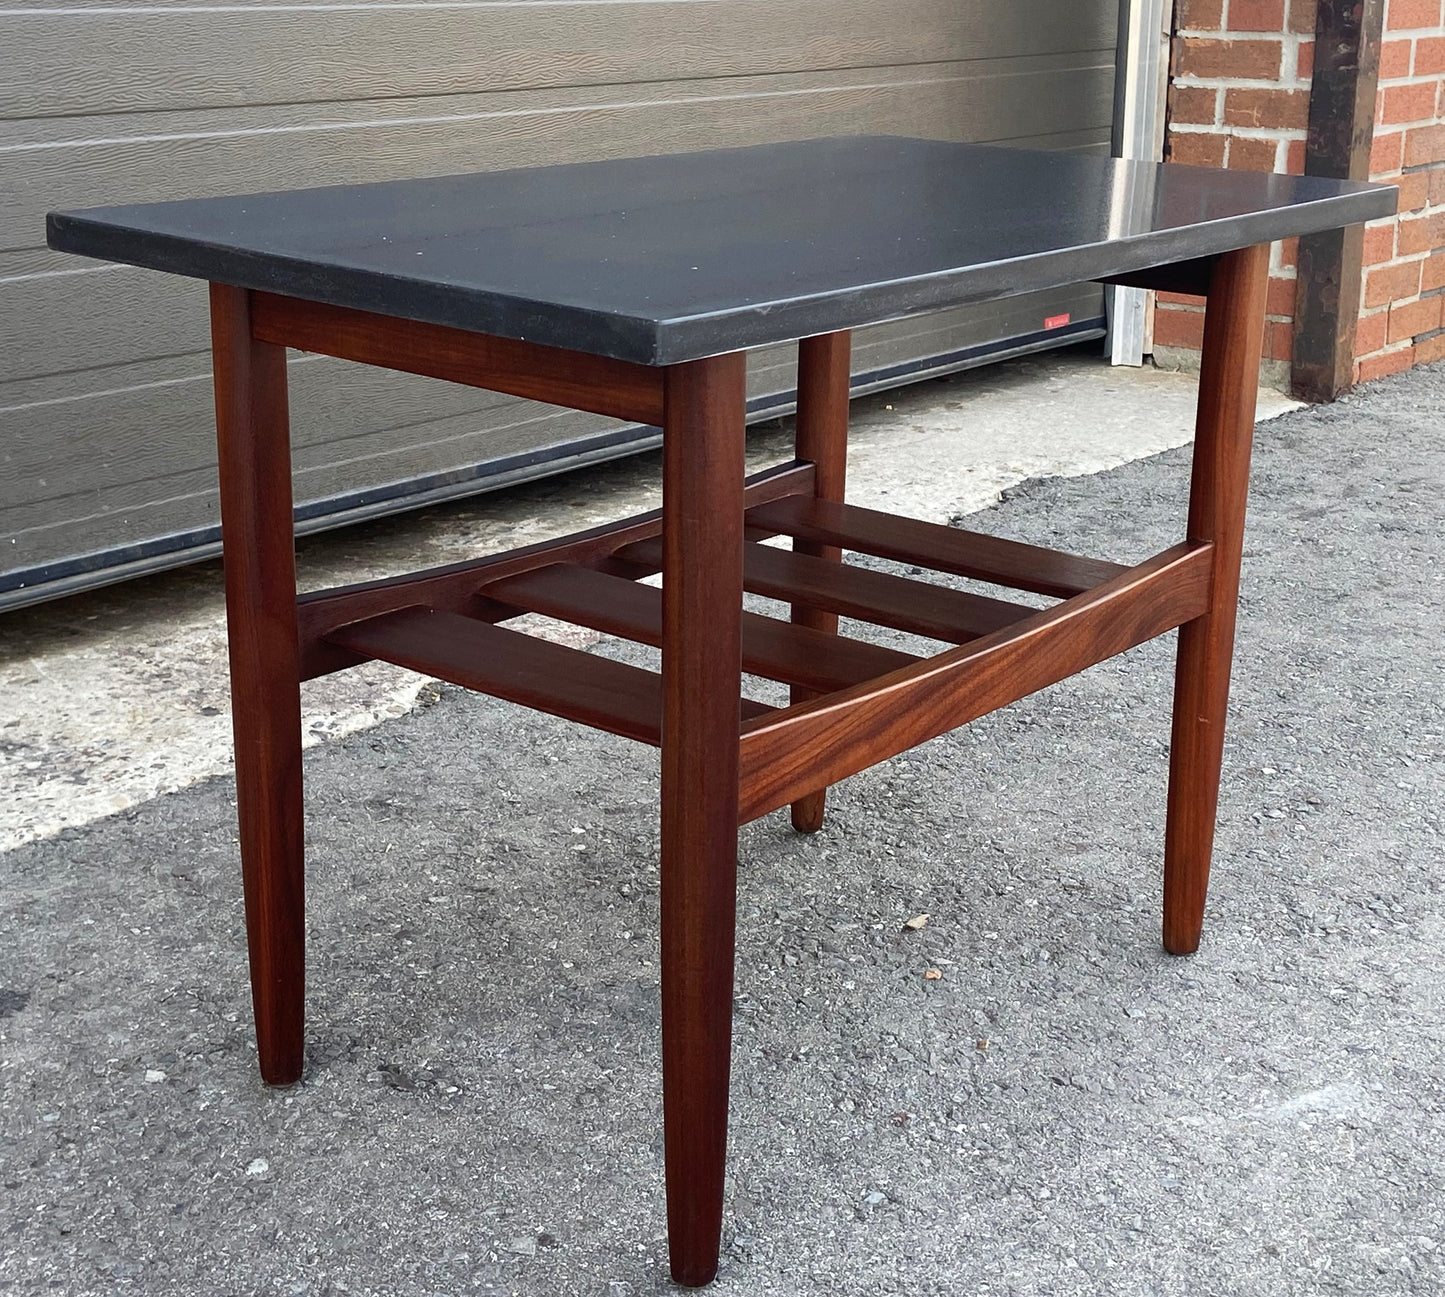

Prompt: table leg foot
xmin=790 ymin=789 xmax=827 ymax=834
xmin=1162 ymin=245 xmax=1268 ymax=958
xmin=211 ymin=284 xmax=306 ymax=1085
xmin=660 ymin=353 xmax=746 ymax=1286
xmin=1164 ymin=619 xmax=1228 ymax=957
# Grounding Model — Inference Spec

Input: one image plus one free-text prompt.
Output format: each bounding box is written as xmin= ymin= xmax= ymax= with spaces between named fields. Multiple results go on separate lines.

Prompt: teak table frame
xmin=211 ymin=244 xmax=1268 ymax=1287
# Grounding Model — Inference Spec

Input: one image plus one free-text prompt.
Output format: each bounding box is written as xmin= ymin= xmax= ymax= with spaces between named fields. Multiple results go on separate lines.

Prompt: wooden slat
xmin=747 ymin=495 xmax=1127 ymax=598
xmin=325 ymin=606 xmax=770 ymax=746
xmin=736 ymin=542 xmax=1214 ymax=823
xmin=483 ymin=563 xmax=919 ymax=693
xmin=618 ymin=536 xmax=1034 ymax=644
xmin=296 ymin=461 xmax=814 ymax=679
xmin=251 ymin=293 xmax=664 ymax=426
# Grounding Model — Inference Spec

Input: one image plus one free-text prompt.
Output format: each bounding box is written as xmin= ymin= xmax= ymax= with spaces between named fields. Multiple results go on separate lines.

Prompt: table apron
xmin=249 ymin=291 xmax=665 ymax=426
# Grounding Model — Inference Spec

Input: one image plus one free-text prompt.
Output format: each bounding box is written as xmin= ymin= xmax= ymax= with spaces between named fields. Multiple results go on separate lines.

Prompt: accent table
xmin=48 ymin=137 xmax=1396 ymax=1287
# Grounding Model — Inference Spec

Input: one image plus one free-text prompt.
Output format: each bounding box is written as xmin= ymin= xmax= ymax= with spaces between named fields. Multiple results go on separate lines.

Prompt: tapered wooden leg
xmin=788 ymin=332 xmax=852 ymax=833
xmin=209 ymin=283 xmax=306 ymax=1084
xmin=1163 ymin=245 xmax=1270 ymax=956
xmin=660 ymin=351 xmax=747 ymax=1287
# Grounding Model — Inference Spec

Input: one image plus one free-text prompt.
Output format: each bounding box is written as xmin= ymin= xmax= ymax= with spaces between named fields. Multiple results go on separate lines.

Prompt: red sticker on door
xmin=1044 ymin=313 xmax=1071 ymax=330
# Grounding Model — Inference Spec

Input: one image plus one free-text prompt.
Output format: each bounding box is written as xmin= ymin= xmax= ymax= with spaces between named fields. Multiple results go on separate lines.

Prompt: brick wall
xmin=1362 ymin=0 xmax=1445 ymax=377
xmin=1158 ymin=0 xmax=1445 ymax=390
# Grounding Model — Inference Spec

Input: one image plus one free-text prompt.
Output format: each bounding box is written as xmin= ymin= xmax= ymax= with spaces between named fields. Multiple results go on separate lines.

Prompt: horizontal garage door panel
xmin=2 ymin=57 xmax=1112 ymax=257
xmin=4 ymin=0 xmax=1117 ymax=118
xmin=0 ymin=283 xmax=1106 ymax=572
xmin=1 ymin=0 xmax=1118 ymax=606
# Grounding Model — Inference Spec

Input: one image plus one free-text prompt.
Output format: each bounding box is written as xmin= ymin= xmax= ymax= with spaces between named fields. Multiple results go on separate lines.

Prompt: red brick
xmin=1288 ymin=0 xmax=1318 ymax=32
xmin=1264 ymin=319 xmax=1296 ymax=360
xmin=1174 ymin=37 xmax=1284 ymax=79
xmin=1381 ymin=81 xmax=1439 ymax=124
xmin=1372 ymin=130 xmax=1406 ymax=173
xmin=1432 ymin=166 xmax=1445 ymax=205
xmin=1396 ymin=170 xmax=1431 ymax=211
xmin=1379 ymin=39 xmax=1415 ymax=79
xmin=1365 ymin=258 xmax=1424 ymax=306
xmin=1153 ymin=306 xmax=1207 ymax=349
xmin=1223 ymin=87 xmax=1310 ymax=129
xmin=1266 ymin=275 xmax=1298 ymax=315
xmin=1168 ymin=131 xmax=1228 ymax=167
xmin=1177 ymin=0 xmax=1225 ymax=28
xmin=1404 ymin=124 xmax=1445 ymax=167
xmin=1357 ymin=346 xmax=1415 ymax=381
xmin=1229 ymin=135 xmax=1281 ymax=171
xmin=1296 ymin=39 xmax=1316 ymax=78
xmin=1398 ymin=210 xmax=1445 ymax=255
xmin=1356 ymin=309 xmax=1390 ymax=356
xmin=1285 ymin=137 xmax=1307 ymax=173
xmin=1157 ymin=290 xmax=1207 ymax=305
xmin=1279 ymin=236 xmax=1300 ymax=269
xmin=1170 ymin=85 xmax=1219 ymax=126
xmin=1417 ymin=36 xmax=1445 ymax=75
xmin=1388 ymin=295 xmax=1443 ymax=341
xmin=1424 ymin=251 xmax=1445 ymax=292
xmin=1364 ymin=222 xmax=1397 ymax=264
xmin=1418 ymin=333 xmax=1445 ymax=365
xmin=1231 ymin=0 xmax=1287 ymax=30
xmin=1386 ymin=0 xmax=1443 ymax=30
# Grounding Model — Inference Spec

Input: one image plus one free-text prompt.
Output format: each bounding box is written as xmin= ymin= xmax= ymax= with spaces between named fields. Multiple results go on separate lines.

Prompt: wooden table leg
xmin=788 ymin=331 xmax=852 ymax=833
xmin=1163 ymin=244 xmax=1270 ymax=956
xmin=659 ymin=351 xmax=747 ymax=1286
xmin=210 ymin=284 xmax=307 ymax=1084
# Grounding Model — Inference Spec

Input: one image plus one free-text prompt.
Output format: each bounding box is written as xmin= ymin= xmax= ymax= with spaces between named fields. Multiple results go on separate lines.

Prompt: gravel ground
xmin=2 ymin=362 xmax=1442 ymax=1297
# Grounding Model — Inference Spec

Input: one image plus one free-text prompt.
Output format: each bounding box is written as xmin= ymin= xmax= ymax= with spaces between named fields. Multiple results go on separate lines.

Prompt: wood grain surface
xmin=620 ymin=536 xmax=1037 ymax=644
xmin=324 ymin=604 xmax=771 ymax=745
xmin=657 ymin=351 xmax=748 ymax=1286
xmin=481 ymin=562 xmax=917 ymax=694
xmin=209 ymin=284 xmax=306 ymax=1087
xmin=1163 ymin=244 xmax=1270 ymax=956
xmin=252 ymin=294 xmax=664 ymax=426
xmin=736 ymin=541 xmax=1213 ymax=824
xmin=789 ymin=332 xmax=853 ymax=833
xmin=750 ymin=495 xmax=1128 ymax=598
xmin=296 ymin=462 xmax=814 ymax=679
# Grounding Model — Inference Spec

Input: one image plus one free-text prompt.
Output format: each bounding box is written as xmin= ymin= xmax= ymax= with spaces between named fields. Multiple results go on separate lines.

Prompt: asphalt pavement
xmin=2 ymin=361 xmax=1442 ymax=1297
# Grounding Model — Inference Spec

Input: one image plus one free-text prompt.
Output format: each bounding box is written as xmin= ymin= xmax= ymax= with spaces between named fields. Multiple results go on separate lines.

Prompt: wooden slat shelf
xmin=735 ymin=541 xmax=1214 ymax=822
xmin=617 ymin=536 xmax=1035 ymax=644
xmin=314 ymin=484 xmax=1199 ymax=812
xmin=294 ymin=460 xmax=814 ymax=680
xmin=325 ymin=605 xmax=772 ymax=746
xmin=747 ymin=495 xmax=1127 ymax=598
xmin=482 ymin=563 xmax=918 ymax=693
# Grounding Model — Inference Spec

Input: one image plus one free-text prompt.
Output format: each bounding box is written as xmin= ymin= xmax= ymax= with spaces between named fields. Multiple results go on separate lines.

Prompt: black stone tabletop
xmin=47 ymin=136 xmax=1396 ymax=365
